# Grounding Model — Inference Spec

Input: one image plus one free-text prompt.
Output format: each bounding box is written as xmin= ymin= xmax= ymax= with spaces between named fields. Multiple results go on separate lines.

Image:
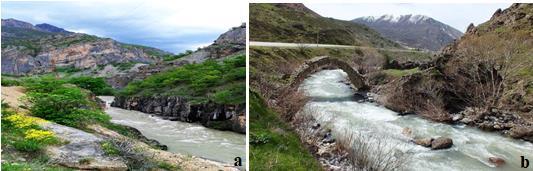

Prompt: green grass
xmin=250 ymin=92 xmax=322 ymax=171
xmin=382 ymin=68 xmax=420 ymax=77
xmin=1 ymin=162 xmax=74 ymax=171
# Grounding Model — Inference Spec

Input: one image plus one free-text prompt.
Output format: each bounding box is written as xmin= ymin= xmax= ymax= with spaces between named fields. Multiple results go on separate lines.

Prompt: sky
xmin=1 ymin=0 xmax=247 ymax=53
xmin=305 ymin=3 xmax=512 ymax=32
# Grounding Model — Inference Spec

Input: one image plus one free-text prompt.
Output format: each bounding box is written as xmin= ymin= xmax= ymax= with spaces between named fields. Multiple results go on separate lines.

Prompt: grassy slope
xmin=250 ymin=92 xmax=322 ymax=171
xmin=250 ymin=3 xmax=401 ymax=48
xmin=118 ymin=54 xmax=245 ymax=105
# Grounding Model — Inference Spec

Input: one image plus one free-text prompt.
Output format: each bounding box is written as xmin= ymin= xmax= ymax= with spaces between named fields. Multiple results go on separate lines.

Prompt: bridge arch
xmin=290 ymin=56 xmax=369 ymax=91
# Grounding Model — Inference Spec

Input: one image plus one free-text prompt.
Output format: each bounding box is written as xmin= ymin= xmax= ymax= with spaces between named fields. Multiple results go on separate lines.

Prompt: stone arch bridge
xmin=289 ymin=56 xmax=369 ymax=91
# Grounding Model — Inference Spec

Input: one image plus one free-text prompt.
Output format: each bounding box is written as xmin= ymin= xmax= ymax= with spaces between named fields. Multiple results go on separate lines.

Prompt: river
xmin=98 ymin=96 xmax=246 ymax=164
xmin=299 ymin=69 xmax=533 ymax=170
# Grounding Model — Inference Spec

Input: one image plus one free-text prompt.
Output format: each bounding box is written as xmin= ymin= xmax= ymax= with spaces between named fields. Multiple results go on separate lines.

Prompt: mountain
xmin=35 ymin=23 xmax=72 ymax=33
xmin=250 ymin=3 xmax=401 ymax=48
xmin=381 ymin=4 xmax=533 ymax=141
xmin=352 ymin=14 xmax=463 ymax=51
xmin=1 ymin=18 xmax=169 ymax=75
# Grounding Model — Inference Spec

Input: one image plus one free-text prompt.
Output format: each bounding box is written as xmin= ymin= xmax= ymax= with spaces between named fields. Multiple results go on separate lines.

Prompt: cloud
xmin=1 ymin=0 xmax=247 ymax=53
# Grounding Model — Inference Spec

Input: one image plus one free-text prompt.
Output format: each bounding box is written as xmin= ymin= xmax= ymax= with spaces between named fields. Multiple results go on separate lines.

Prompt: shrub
xmin=339 ymin=132 xmax=412 ymax=171
xmin=1 ymin=77 xmax=21 ymax=86
xmin=101 ymin=141 xmax=120 ymax=156
xmin=67 ymin=76 xmax=114 ymax=95
xmin=13 ymin=139 xmax=43 ymax=152
xmin=250 ymin=133 xmax=271 ymax=145
xmin=24 ymin=76 xmax=110 ymax=128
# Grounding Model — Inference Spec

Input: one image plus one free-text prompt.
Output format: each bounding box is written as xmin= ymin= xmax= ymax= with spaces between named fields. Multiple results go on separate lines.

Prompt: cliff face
xmin=111 ymin=96 xmax=246 ymax=133
xmin=1 ymin=19 xmax=166 ymax=75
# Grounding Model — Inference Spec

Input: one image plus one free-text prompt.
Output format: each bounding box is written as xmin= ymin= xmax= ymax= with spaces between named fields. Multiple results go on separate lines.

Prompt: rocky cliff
xmin=111 ymin=96 xmax=246 ymax=133
xmin=1 ymin=19 xmax=167 ymax=75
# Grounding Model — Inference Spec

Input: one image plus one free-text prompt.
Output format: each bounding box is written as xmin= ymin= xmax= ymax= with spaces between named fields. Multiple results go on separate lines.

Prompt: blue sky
xmin=1 ymin=0 xmax=247 ymax=53
xmin=305 ymin=3 xmax=512 ymax=32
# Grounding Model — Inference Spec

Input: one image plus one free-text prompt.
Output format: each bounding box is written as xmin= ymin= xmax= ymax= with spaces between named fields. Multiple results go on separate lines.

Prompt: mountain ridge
xmin=1 ymin=18 xmax=170 ymax=76
xmin=352 ymin=14 xmax=463 ymax=51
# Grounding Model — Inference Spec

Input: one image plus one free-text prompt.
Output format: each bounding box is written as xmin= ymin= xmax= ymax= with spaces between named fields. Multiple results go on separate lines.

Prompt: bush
xmin=24 ymin=76 xmax=110 ymax=128
xmin=250 ymin=133 xmax=271 ymax=145
xmin=101 ymin=141 xmax=120 ymax=156
xmin=1 ymin=77 xmax=21 ymax=86
xmin=67 ymin=76 xmax=114 ymax=95
xmin=13 ymin=139 xmax=43 ymax=152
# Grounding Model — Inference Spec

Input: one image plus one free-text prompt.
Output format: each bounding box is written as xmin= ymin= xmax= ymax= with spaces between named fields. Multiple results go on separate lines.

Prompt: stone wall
xmin=111 ymin=96 xmax=245 ymax=134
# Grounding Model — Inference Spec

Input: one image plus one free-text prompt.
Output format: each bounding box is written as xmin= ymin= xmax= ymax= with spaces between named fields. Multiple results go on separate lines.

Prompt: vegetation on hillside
xmin=163 ymin=50 xmax=194 ymax=61
xmin=1 ymin=103 xmax=71 ymax=170
xmin=250 ymin=3 xmax=401 ymax=48
xmin=118 ymin=54 xmax=246 ymax=105
xmin=250 ymin=92 xmax=322 ymax=170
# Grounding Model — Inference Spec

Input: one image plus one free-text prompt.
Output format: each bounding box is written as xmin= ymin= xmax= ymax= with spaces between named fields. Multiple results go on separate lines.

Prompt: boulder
xmin=402 ymin=127 xmax=414 ymax=138
xmin=413 ymin=138 xmax=433 ymax=147
xmin=509 ymin=126 xmax=533 ymax=139
xmin=431 ymin=137 xmax=453 ymax=150
xmin=488 ymin=157 xmax=505 ymax=167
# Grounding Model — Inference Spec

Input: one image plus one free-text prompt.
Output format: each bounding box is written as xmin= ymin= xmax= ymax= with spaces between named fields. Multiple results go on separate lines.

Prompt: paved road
xmin=250 ymin=41 xmax=420 ymax=53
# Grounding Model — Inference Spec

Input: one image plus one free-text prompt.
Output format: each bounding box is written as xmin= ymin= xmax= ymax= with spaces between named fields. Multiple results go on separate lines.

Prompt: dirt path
xmin=1 ymin=86 xmax=27 ymax=112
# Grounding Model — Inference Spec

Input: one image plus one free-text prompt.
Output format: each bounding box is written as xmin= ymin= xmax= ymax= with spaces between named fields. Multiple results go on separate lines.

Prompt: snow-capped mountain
xmin=353 ymin=14 xmax=463 ymax=51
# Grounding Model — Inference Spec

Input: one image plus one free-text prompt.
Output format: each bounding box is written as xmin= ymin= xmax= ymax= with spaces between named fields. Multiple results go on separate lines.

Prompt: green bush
xmin=24 ymin=76 xmax=110 ymax=128
xmin=1 ymin=77 xmax=22 ymax=86
xmin=13 ymin=139 xmax=43 ymax=152
xmin=250 ymin=133 xmax=271 ymax=145
xmin=67 ymin=76 xmax=114 ymax=95
xmin=163 ymin=50 xmax=193 ymax=61
xmin=101 ymin=141 xmax=120 ymax=156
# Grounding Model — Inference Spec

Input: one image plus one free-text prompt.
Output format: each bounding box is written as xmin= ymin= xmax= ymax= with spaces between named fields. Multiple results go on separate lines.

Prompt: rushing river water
xmin=299 ymin=69 xmax=533 ymax=171
xmin=98 ymin=96 xmax=246 ymax=164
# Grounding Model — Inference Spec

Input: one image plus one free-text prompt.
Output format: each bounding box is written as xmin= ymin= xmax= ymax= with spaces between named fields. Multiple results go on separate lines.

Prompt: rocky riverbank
xmin=111 ymin=96 xmax=246 ymax=134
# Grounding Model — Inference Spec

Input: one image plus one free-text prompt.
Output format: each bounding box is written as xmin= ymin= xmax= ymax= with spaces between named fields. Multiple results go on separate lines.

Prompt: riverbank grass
xmin=250 ymin=92 xmax=322 ymax=170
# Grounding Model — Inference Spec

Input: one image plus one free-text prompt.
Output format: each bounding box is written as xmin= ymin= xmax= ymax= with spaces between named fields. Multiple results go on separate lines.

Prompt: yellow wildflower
xmin=24 ymin=129 xmax=55 ymax=141
xmin=5 ymin=114 xmax=36 ymax=128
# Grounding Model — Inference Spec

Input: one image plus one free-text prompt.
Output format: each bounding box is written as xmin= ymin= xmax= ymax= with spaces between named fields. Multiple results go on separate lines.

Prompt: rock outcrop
xmin=111 ymin=96 xmax=246 ymax=133
xmin=1 ymin=19 xmax=166 ymax=76
xmin=431 ymin=137 xmax=453 ymax=150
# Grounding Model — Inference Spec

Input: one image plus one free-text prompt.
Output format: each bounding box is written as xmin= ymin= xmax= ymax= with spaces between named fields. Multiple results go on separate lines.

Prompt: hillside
xmin=250 ymin=3 xmax=402 ymax=48
xmin=380 ymin=3 xmax=533 ymax=142
xmin=110 ymin=24 xmax=247 ymax=133
xmin=352 ymin=14 xmax=463 ymax=51
xmin=1 ymin=18 xmax=169 ymax=76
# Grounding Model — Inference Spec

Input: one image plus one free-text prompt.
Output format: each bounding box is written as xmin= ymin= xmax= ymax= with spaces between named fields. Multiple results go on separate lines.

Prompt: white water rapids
xmin=98 ymin=96 xmax=246 ymax=164
xmin=299 ymin=69 xmax=533 ymax=171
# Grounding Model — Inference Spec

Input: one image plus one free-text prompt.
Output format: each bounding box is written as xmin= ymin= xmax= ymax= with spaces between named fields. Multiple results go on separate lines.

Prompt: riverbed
xmin=99 ymin=96 xmax=246 ymax=164
xmin=299 ymin=69 xmax=533 ymax=170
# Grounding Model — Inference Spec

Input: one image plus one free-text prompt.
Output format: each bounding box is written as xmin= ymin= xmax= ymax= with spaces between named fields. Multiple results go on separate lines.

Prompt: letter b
xmin=522 ymin=156 xmax=529 ymax=168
